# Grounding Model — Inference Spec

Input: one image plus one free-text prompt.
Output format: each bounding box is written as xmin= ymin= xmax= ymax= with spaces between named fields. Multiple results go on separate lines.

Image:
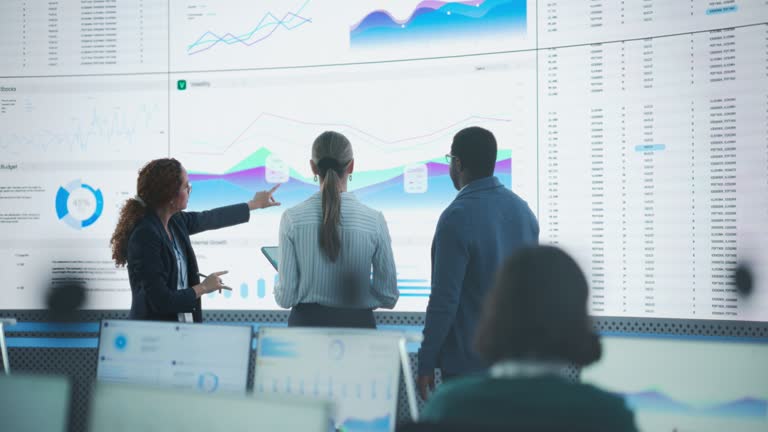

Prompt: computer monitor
xmin=255 ymin=327 xmax=404 ymax=432
xmin=97 ymin=320 xmax=252 ymax=394
xmin=581 ymin=335 xmax=768 ymax=432
xmin=0 ymin=374 xmax=70 ymax=432
xmin=89 ymin=382 xmax=332 ymax=432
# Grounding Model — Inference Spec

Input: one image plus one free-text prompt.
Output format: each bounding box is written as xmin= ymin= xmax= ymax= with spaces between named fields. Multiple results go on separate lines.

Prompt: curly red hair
xmin=110 ymin=158 xmax=183 ymax=266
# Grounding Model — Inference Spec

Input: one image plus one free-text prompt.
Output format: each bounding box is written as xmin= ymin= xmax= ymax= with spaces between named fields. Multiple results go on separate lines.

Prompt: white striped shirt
xmin=274 ymin=192 xmax=399 ymax=309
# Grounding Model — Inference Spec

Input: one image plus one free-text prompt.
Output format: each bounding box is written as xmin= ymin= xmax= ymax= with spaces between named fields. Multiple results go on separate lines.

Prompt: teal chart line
xmin=186 ymin=0 xmax=312 ymax=55
xmin=184 ymin=112 xmax=512 ymax=156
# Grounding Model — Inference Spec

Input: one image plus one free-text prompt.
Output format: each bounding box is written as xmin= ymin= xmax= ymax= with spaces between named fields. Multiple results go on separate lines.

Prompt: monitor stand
xmin=398 ymin=337 xmax=420 ymax=422
xmin=0 ymin=318 xmax=17 ymax=375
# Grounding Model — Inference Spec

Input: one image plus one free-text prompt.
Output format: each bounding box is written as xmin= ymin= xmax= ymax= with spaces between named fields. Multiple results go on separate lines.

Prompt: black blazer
xmin=127 ymin=203 xmax=250 ymax=322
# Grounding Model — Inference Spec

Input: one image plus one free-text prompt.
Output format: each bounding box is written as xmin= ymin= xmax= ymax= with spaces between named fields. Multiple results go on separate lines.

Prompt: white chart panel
xmin=0 ymin=0 xmax=168 ymax=76
xmin=170 ymin=52 xmax=537 ymax=311
xmin=0 ymin=75 xmax=168 ymax=163
xmin=538 ymin=0 xmax=768 ymax=48
xmin=0 ymin=74 xmax=168 ymax=309
xmin=538 ymin=25 xmax=768 ymax=320
xmin=169 ymin=0 xmax=536 ymax=71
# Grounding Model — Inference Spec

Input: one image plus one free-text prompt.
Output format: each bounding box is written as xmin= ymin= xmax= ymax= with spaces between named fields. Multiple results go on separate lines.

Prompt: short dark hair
xmin=450 ymin=127 xmax=497 ymax=178
xmin=474 ymin=246 xmax=601 ymax=367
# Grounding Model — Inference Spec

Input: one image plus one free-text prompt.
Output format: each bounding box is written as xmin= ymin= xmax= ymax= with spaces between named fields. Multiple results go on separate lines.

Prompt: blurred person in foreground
xmin=420 ymin=246 xmax=638 ymax=432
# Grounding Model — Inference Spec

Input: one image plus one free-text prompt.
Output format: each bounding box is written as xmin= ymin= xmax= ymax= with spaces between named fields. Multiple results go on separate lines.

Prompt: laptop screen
xmin=97 ymin=320 xmax=252 ymax=394
xmin=90 ymin=383 xmax=332 ymax=432
xmin=255 ymin=327 xmax=403 ymax=432
xmin=581 ymin=335 xmax=768 ymax=432
xmin=0 ymin=374 xmax=70 ymax=432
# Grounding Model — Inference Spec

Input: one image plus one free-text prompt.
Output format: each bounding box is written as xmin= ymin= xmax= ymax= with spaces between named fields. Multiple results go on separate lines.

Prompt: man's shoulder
xmin=492 ymin=186 xmax=528 ymax=205
xmin=437 ymin=201 xmax=470 ymax=228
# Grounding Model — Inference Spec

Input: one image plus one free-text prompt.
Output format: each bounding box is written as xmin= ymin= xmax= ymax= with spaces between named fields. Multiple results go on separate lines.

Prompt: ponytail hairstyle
xmin=312 ymin=131 xmax=353 ymax=262
xmin=110 ymin=158 xmax=184 ymax=266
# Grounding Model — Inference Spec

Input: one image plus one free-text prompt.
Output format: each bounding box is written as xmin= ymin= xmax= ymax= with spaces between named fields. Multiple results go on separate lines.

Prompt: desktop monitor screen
xmin=89 ymin=382 xmax=332 ymax=432
xmin=581 ymin=335 xmax=768 ymax=432
xmin=0 ymin=374 xmax=70 ymax=432
xmin=255 ymin=327 xmax=403 ymax=432
xmin=97 ymin=320 xmax=252 ymax=394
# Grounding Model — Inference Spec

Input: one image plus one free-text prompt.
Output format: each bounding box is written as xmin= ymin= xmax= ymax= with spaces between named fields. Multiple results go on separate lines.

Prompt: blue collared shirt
xmin=274 ymin=192 xmax=399 ymax=309
xmin=418 ymin=176 xmax=539 ymax=375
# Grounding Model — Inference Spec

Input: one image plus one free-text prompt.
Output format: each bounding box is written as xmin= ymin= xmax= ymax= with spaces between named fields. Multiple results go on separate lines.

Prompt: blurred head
xmin=474 ymin=246 xmax=601 ymax=367
xmin=310 ymin=131 xmax=354 ymax=262
xmin=110 ymin=158 xmax=187 ymax=266
xmin=45 ymin=280 xmax=86 ymax=321
xmin=448 ymin=127 xmax=497 ymax=190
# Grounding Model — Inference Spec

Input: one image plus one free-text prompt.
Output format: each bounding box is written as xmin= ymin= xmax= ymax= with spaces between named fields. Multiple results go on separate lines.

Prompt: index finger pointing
xmin=212 ymin=270 xmax=229 ymax=277
xmin=269 ymin=183 xmax=281 ymax=194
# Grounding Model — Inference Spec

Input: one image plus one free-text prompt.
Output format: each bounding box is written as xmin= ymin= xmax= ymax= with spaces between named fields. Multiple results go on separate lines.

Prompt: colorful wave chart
xmin=349 ymin=0 xmax=527 ymax=46
xmin=186 ymin=148 xmax=512 ymax=211
xmin=623 ymin=391 xmax=768 ymax=419
xmin=186 ymin=0 xmax=312 ymax=55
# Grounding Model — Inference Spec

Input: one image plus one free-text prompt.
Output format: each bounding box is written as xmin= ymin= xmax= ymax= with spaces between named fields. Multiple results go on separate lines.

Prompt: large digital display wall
xmin=1 ymin=1 xmax=766 ymax=319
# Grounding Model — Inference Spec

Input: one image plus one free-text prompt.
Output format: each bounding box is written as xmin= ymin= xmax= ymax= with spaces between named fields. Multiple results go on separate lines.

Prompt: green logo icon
xmin=177 ymin=80 xmax=187 ymax=91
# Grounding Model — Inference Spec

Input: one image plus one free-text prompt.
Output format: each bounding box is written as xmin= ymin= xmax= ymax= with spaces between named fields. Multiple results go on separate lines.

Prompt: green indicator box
xmin=177 ymin=80 xmax=187 ymax=90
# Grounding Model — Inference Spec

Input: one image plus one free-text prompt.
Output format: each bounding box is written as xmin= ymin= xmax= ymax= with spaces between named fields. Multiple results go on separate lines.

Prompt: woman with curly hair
xmin=110 ymin=158 xmax=280 ymax=322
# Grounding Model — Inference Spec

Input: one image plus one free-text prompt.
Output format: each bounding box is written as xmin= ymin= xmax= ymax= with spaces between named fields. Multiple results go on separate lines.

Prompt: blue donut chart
xmin=55 ymin=179 xmax=104 ymax=229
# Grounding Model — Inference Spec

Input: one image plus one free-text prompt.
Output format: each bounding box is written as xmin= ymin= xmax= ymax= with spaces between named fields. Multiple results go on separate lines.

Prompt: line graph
xmin=183 ymin=112 xmax=512 ymax=156
xmin=185 ymin=0 xmax=312 ymax=55
xmin=0 ymin=104 xmax=166 ymax=161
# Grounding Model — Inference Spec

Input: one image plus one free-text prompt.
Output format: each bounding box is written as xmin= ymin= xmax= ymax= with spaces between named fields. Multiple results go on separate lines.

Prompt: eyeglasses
xmin=183 ymin=182 xmax=192 ymax=193
xmin=445 ymin=154 xmax=457 ymax=164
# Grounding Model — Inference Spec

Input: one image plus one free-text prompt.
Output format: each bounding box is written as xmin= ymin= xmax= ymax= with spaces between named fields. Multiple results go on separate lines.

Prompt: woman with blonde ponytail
xmin=274 ymin=131 xmax=398 ymax=327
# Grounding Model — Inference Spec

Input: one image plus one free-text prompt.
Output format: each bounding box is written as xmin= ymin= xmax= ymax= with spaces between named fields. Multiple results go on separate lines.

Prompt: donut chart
xmin=55 ymin=179 xmax=104 ymax=229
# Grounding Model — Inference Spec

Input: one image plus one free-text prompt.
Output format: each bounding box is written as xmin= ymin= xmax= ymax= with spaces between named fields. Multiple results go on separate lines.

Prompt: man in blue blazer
xmin=418 ymin=127 xmax=539 ymax=399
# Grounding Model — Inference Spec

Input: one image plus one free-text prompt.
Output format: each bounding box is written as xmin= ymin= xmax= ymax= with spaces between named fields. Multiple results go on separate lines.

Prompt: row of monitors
xmin=94 ymin=320 xmax=768 ymax=432
xmin=2 ymin=375 xmax=334 ymax=432
xmin=2 ymin=320 xmax=767 ymax=432
xmin=96 ymin=320 xmax=416 ymax=432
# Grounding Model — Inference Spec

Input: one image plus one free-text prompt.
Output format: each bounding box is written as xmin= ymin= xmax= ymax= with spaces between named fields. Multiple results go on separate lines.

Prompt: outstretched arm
xmin=180 ymin=184 xmax=281 ymax=235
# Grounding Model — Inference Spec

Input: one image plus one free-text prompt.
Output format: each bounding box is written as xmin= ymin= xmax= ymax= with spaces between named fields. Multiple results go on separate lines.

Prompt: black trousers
xmin=287 ymin=303 xmax=376 ymax=329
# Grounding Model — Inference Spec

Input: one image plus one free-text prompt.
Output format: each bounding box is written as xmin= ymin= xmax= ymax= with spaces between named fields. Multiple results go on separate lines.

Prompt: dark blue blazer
xmin=418 ymin=177 xmax=539 ymax=375
xmin=127 ymin=203 xmax=250 ymax=322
